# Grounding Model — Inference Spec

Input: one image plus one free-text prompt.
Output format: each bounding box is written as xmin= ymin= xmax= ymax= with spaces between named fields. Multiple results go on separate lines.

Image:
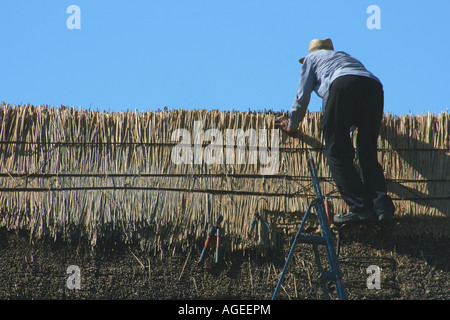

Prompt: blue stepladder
xmin=272 ymin=156 xmax=347 ymax=300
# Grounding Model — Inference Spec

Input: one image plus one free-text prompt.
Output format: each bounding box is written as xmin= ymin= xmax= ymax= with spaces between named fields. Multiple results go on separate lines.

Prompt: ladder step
xmin=298 ymin=235 xmax=327 ymax=246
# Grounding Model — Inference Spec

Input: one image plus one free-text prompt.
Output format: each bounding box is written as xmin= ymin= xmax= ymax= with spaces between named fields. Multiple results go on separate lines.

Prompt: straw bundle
xmin=0 ymin=104 xmax=448 ymax=253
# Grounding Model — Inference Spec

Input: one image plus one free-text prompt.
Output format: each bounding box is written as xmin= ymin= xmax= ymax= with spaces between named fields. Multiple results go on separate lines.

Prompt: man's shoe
xmin=333 ymin=210 xmax=376 ymax=225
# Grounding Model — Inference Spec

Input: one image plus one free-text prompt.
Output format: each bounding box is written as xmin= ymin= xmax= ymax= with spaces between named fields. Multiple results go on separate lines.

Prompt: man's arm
xmin=288 ymin=59 xmax=315 ymax=130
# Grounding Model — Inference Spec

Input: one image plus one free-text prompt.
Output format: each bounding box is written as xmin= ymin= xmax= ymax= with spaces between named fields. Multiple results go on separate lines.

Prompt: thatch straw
xmin=0 ymin=104 xmax=448 ymax=253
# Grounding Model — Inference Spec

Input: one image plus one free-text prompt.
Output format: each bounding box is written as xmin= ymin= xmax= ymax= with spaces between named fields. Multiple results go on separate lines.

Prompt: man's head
xmin=299 ymin=38 xmax=334 ymax=64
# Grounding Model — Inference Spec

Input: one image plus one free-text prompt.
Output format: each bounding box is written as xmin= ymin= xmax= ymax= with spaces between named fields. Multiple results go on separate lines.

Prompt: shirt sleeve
xmin=288 ymin=58 xmax=315 ymax=129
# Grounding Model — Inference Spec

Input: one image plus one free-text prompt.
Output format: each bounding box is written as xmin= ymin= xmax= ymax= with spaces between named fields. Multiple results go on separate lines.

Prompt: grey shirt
xmin=288 ymin=50 xmax=381 ymax=129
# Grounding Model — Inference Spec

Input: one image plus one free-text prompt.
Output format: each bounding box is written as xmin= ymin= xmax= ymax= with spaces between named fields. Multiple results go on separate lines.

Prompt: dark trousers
xmin=322 ymin=75 xmax=395 ymax=216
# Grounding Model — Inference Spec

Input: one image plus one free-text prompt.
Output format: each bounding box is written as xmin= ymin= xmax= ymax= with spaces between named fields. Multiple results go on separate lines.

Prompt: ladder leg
xmin=313 ymin=201 xmax=347 ymax=300
xmin=308 ymin=157 xmax=348 ymax=300
xmin=312 ymin=243 xmax=330 ymax=299
xmin=272 ymin=157 xmax=348 ymax=300
xmin=272 ymin=200 xmax=316 ymax=300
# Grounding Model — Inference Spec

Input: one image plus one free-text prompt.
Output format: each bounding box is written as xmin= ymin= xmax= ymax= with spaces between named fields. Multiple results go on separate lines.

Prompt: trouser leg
xmin=355 ymin=79 xmax=395 ymax=217
xmin=322 ymin=76 xmax=372 ymax=213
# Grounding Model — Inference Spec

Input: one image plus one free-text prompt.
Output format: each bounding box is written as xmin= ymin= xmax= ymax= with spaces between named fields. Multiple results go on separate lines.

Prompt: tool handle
xmin=215 ymin=227 xmax=221 ymax=264
xmin=198 ymin=246 xmax=208 ymax=264
xmin=198 ymin=236 xmax=212 ymax=264
xmin=250 ymin=218 xmax=257 ymax=231
xmin=261 ymin=218 xmax=271 ymax=230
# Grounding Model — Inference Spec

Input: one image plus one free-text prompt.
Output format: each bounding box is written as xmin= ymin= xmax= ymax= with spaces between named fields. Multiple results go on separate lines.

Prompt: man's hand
xmin=275 ymin=115 xmax=299 ymax=135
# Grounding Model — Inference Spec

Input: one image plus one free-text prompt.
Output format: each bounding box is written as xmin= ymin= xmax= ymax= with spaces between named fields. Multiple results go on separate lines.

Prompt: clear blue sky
xmin=1 ymin=0 xmax=449 ymax=115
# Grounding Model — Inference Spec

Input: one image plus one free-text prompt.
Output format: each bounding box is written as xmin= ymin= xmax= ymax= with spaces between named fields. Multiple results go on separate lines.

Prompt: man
xmin=275 ymin=38 xmax=395 ymax=225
